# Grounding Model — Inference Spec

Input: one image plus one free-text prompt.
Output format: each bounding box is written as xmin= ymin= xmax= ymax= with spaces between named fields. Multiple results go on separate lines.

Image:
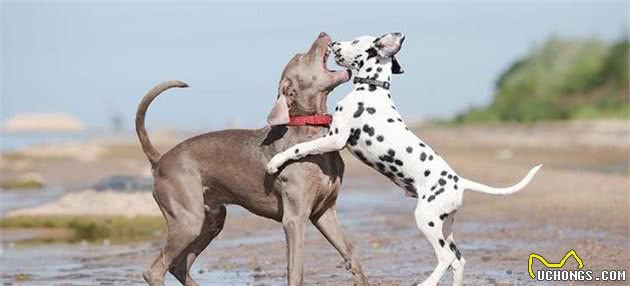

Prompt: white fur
xmin=266 ymin=34 xmax=541 ymax=286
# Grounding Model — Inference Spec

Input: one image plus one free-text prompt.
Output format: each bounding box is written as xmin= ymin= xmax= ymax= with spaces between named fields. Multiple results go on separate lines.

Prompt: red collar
xmin=287 ymin=114 xmax=332 ymax=126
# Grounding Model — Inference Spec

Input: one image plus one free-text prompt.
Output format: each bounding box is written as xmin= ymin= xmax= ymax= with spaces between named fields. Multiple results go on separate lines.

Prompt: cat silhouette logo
xmin=528 ymin=250 xmax=584 ymax=279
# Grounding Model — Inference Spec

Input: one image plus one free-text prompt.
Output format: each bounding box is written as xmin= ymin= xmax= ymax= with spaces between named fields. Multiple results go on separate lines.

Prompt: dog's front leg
xmin=312 ymin=206 xmax=369 ymax=285
xmin=280 ymin=177 xmax=311 ymax=286
xmin=267 ymin=120 xmax=351 ymax=174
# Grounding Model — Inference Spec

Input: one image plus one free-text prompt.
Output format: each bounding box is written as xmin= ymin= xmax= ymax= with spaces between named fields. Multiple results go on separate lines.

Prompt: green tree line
xmin=456 ymin=35 xmax=629 ymax=123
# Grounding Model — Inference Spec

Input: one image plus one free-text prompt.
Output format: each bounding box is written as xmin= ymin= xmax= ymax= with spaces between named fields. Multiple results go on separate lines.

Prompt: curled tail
xmin=135 ymin=80 xmax=189 ymax=167
xmin=461 ymin=164 xmax=542 ymax=195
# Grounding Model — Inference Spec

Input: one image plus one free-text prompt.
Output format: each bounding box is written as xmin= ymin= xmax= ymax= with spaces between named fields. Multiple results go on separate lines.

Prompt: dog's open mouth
xmin=322 ymin=45 xmax=351 ymax=83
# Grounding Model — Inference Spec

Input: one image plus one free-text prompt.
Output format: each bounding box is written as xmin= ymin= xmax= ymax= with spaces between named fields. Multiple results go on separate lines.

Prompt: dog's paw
xmin=266 ymin=163 xmax=279 ymax=174
xmin=266 ymin=156 xmax=283 ymax=174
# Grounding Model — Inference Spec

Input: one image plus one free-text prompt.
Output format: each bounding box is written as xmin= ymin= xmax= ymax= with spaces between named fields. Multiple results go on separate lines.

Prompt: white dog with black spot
xmin=266 ymin=32 xmax=542 ymax=286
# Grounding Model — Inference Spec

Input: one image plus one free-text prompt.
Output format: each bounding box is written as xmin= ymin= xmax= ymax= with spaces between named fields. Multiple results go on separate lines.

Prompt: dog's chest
xmin=342 ymin=92 xmax=431 ymax=194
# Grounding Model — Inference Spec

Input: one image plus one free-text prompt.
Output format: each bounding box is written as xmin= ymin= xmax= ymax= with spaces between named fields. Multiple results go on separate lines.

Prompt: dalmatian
xmin=266 ymin=32 xmax=542 ymax=286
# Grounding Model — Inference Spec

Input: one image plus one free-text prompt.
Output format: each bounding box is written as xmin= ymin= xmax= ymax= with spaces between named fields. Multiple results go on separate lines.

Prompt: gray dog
xmin=136 ymin=33 xmax=369 ymax=286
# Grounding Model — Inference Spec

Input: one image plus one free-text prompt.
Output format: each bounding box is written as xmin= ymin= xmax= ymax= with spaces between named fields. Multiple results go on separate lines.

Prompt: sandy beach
xmin=1 ymin=121 xmax=628 ymax=285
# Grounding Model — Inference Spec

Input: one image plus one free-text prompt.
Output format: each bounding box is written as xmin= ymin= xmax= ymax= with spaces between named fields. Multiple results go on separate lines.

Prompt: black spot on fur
xmin=366 ymin=47 xmax=378 ymax=59
xmin=438 ymin=178 xmax=446 ymax=186
xmin=427 ymin=195 xmax=435 ymax=202
xmin=334 ymin=128 xmax=339 ymax=134
xmin=429 ymin=155 xmax=434 ymax=160
xmin=394 ymin=159 xmax=403 ymax=166
xmin=366 ymin=67 xmax=372 ymax=72
xmin=406 ymin=146 xmax=413 ymax=153
xmin=376 ymin=67 xmax=383 ymax=72
xmin=375 ymin=162 xmax=385 ymax=172
xmin=448 ymin=174 xmax=453 ymax=179
xmin=428 ymin=221 xmax=434 ymax=227
xmin=439 ymin=239 xmax=445 ymax=247
xmin=435 ymin=188 xmax=445 ymax=196
xmin=396 ymin=172 xmax=404 ymax=178
xmin=424 ymin=170 xmax=431 ymax=177
xmin=347 ymin=128 xmax=361 ymax=146
xmin=353 ymin=102 xmax=365 ymax=118
xmin=454 ymin=185 xmax=458 ymax=190
xmin=366 ymin=107 xmax=376 ymax=114
xmin=420 ymin=152 xmax=426 ymax=161
xmin=390 ymin=165 xmax=398 ymax=172
xmin=368 ymin=85 xmax=377 ymax=92
xmin=376 ymin=135 xmax=384 ymax=142
xmin=387 ymin=118 xmax=395 ymax=123
xmin=449 ymin=242 xmax=462 ymax=260
xmin=439 ymin=213 xmax=449 ymax=220
xmin=356 ymin=87 xmax=365 ymax=91
xmin=379 ymin=154 xmax=394 ymax=163
xmin=388 ymin=149 xmax=396 ymax=156
xmin=454 ymin=176 xmax=459 ymax=182
xmin=397 ymin=118 xmax=402 ymax=122
xmin=441 ymin=171 xmax=447 ymax=176
xmin=419 ymin=142 xmax=426 ymax=147
xmin=294 ymin=149 xmax=299 ymax=154
xmin=365 ymin=140 xmax=372 ymax=146
xmin=362 ymin=124 xmax=375 ymax=136
xmin=391 ymin=105 xmax=397 ymax=110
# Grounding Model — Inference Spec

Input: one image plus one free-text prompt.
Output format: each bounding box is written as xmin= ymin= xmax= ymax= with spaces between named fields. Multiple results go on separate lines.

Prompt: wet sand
xmin=1 ymin=121 xmax=629 ymax=285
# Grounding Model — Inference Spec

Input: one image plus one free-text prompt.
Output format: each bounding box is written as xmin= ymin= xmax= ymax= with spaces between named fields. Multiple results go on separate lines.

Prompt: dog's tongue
xmin=331 ymin=69 xmax=352 ymax=84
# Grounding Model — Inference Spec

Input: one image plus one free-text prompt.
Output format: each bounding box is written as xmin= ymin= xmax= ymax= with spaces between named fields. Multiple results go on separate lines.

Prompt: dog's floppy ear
xmin=392 ymin=57 xmax=404 ymax=74
xmin=267 ymin=78 xmax=292 ymax=126
xmin=374 ymin=32 xmax=405 ymax=58
xmin=374 ymin=32 xmax=405 ymax=74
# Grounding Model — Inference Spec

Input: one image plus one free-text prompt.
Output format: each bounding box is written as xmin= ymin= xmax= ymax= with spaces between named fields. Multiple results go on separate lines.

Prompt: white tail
xmin=461 ymin=165 xmax=542 ymax=195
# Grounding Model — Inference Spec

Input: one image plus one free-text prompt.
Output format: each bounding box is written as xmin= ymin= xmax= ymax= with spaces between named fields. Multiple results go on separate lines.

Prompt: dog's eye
xmin=351 ymin=39 xmax=359 ymax=45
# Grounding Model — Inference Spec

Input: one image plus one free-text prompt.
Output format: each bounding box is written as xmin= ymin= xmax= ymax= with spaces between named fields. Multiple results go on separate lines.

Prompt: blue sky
xmin=2 ymin=1 xmax=628 ymax=130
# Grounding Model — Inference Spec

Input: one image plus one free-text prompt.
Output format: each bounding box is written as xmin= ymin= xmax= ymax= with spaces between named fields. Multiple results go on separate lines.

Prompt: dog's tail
xmin=136 ymin=80 xmax=189 ymax=167
xmin=461 ymin=165 xmax=542 ymax=195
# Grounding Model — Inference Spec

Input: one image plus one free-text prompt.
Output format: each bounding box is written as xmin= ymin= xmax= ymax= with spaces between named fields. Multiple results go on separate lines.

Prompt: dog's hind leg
xmin=440 ymin=213 xmax=465 ymax=286
xmin=143 ymin=177 xmax=205 ymax=286
xmin=447 ymin=233 xmax=465 ymax=286
xmin=414 ymin=207 xmax=457 ymax=286
xmin=311 ymin=206 xmax=369 ymax=286
xmin=170 ymin=204 xmax=227 ymax=286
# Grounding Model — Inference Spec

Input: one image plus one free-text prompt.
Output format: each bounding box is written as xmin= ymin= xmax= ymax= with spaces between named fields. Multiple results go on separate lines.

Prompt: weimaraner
xmin=136 ymin=32 xmax=368 ymax=286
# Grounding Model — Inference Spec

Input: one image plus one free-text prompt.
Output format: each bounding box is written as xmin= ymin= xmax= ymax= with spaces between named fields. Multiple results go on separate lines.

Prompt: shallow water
xmin=0 ymin=186 xmax=64 ymax=217
xmin=0 ymin=190 xmax=624 ymax=285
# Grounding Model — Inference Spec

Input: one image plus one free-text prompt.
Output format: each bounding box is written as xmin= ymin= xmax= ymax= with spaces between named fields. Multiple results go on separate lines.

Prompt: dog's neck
xmin=288 ymin=91 xmax=329 ymax=116
xmin=354 ymin=57 xmax=393 ymax=90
